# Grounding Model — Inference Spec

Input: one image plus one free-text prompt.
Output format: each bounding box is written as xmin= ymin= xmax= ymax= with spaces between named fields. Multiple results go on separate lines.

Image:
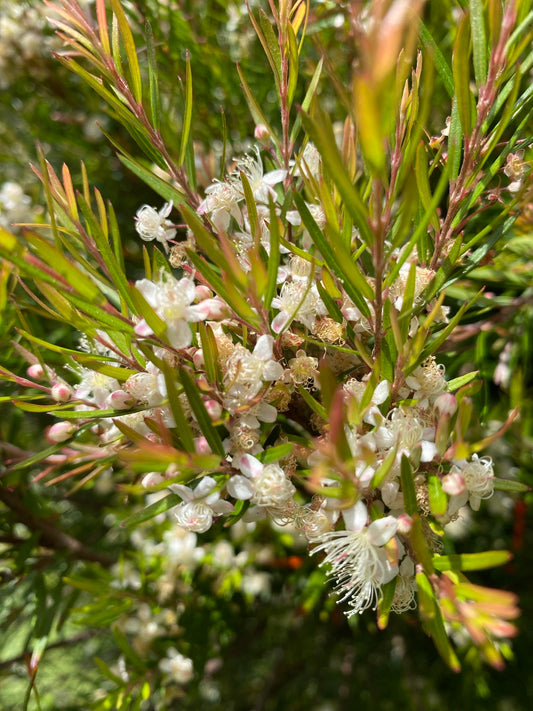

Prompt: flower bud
xmin=193 ymin=349 xmax=204 ymax=369
xmin=142 ymin=472 xmax=164 ymax=488
xmin=204 ymin=399 xmax=222 ymax=421
xmin=47 ymin=421 xmax=75 ymax=443
xmin=434 ymin=392 xmax=457 ymax=417
xmin=51 ymin=382 xmax=72 ymax=402
xmin=194 ymin=436 xmax=212 ymax=454
xmin=254 ymin=124 xmax=270 ymax=143
xmin=396 ymin=513 xmax=413 ymax=535
xmin=195 ymin=285 xmax=212 ymax=301
xmin=107 ymin=389 xmax=135 ymax=410
xmin=442 ymin=471 xmax=465 ymax=496
xmin=27 ymin=364 xmax=44 ymax=379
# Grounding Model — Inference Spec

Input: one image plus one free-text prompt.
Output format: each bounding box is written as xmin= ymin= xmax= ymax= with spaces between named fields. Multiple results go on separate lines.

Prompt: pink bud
xmin=194 ymin=436 xmax=212 ymax=454
xmin=193 ymin=349 xmax=204 ymax=369
xmin=107 ymin=389 xmax=135 ymax=410
xmin=434 ymin=393 xmax=457 ymax=417
xmin=204 ymin=399 xmax=222 ymax=420
xmin=396 ymin=513 xmax=413 ymax=535
xmin=195 ymin=285 xmax=212 ymax=301
xmin=47 ymin=421 xmax=75 ymax=443
xmin=142 ymin=472 xmax=164 ymax=488
xmin=254 ymin=124 xmax=270 ymax=142
xmin=195 ymin=297 xmax=228 ymax=320
xmin=27 ymin=364 xmax=44 ymax=379
xmin=51 ymin=382 xmax=72 ymax=402
xmin=442 ymin=472 xmax=465 ymax=496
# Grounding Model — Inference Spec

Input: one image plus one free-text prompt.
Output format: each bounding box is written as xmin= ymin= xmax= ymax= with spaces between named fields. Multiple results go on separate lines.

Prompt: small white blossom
xmin=159 ymin=648 xmax=194 ymax=684
xmin=271 ymin=279 xmax=327 ymax=333
xmin=134 ymin=275 xmax=207 ymax=349
xmin=228 ymin=454 xmax=295 ymax=509
xmin=224 ymin=335 xmax=283 ymax=409
xmin=135 ymin=201 xmax=176 ymax=251
xmin=311 ymin=500 xmax=399 ymax=616
xmin=171 ymin=476 xmax=234 ymax=533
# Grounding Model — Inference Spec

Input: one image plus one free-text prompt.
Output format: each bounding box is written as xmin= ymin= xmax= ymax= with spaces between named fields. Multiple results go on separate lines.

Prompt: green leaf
xmin=452 ymin=14 xmax=474 ymax=136
xmin=199 ymin=322 xmax=222 ymax=388
xmin=110 ymin=0 xmax=142 ymax=103
xmin=264 ymin=197 xmax=281 ymax=310
xmin=290 ymin=58 xmax=323 ymax=144
xmin=299 ymin=106 xmax=374 ymax=246
xmin=179 ymin=51 xmax=193 ymax=166
xmin=161 ymin=362 xmax=195 ymax=453
xmin=410 ymin=514 xmax=434 ymax=575
xmin=469 ymin=0 xmax=488 ymax=86
xmin=118 ymin=154 xmax=187 ymax=205
xmin=427 ymin=472 xmax=447 ymax=517
xmin=415 ymin=144 xmax=440 ymax=232
xmin=377 ymin=577 xmax=397 ymax=630
xmin=94 ymin=657 xmax=124 ymax=686
xmin=24 ymin=232 xmax=103 ymax=303
xmin=261 ymin=443 xmax=294 ymax=464
xmin=433 ymin=550 xmax=512 ymax=572
xmin=179 ymin=367 xmax=225 ymax=456
xmin=77 ymin=195 xmax=137 ymax=312
xmin=258 ymin=10 xmax=282 ymax=91
xmin=370 ymin=444 xmax=399 ymax=489
xmin=121 ymin=493 xmax=181 ymax=528
xmin=236 ymin=64 xmax=277 ymax=143
xmin=419 ymin=22 xmax=454 ymax=98
xmin=112 ymin=626 xmax=145 ymax=673
xmin=287 ymin=22 xmax=299 ymax=109
xmin=446 ymin=370 xmax=479 ymax=391
xmin=145 ymin=21 xmax=160 ymax=131
xmin=400 ymin=455 xmax=418 ymax=516
xmin=493 ymin=478 xmax=531 ymax=493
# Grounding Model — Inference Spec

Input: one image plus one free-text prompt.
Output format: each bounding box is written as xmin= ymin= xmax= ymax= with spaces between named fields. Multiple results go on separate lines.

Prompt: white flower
xmin=405 ymin=356 xmax=447 ymax=406
xmin=271 ymin=279 xmax=327 ymax=333
xmin=228 ymin=454 xmax=295 ymax=508
xmin=159 ymin=648 xmax=194 ymax=684
xmin=170 ymin=476 xmax=234 ymax=533
xmin=135 ymin=201 xmax=176 ymax=251
xmin=224 ymin=334 xmax=283 ymax=408
xmin=454 ymin=454 xmax=495 ymax=511
xmin=163 ymin=526 xmax=205 ymax=569
xmin=391 ymin=557 xmax=417 ymax=613
xmin=198 ymin=180 xmax=242 ymax=231
xmin=311 ymin=500 xmax=399 ymax=616
xmin=134 ymin=275 xmax=207 ymax=348
xmin=232 ymin=146 xmax=287 ymax=203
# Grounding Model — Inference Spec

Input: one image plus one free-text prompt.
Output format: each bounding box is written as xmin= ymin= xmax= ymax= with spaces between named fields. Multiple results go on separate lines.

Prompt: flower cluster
xmin=23 ymin=141 xmax=504 ymax=630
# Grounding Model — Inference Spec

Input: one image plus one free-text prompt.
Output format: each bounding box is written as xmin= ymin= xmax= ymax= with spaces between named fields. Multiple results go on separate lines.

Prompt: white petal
xmin=271 ymin=310 xmax=290 ymax=334
xmin=253 ymin=334 xmax=274 ymax=360
xmin=420 ymin=440 xmax=438 ymax=462
xmin=167 ymin=320 xmax=192 ymax=349
xmin=194 ymin=476 xmax=217 ymax=499
xmin=342 ymin=500 xmax=368 ymax=532
xmin=226 ymin=475 xmax=255 ymax=500
xmin=256 ymin=402 xmax=277 ymax=423
xmin=373 ymin=380 xmax=390 ymax=405
xmin=262 ymin=360 xmax=284 ymax=381
xmin=135 ymin=279 xmax=159 ymax=307
xmin=134 ymin=319 xmax=154 ymax=338
xmin=263 ymin=169 xmax=287 ymax=185
xmin=169 ymin=483 xmax=194 ymax=502
xmin=367 ymin=515 xmax=399 ymax=546
xmin=211 ymin=499 xmax=235 ymax=514
xmin=236 ymin=454 xmax=264 ymax=479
